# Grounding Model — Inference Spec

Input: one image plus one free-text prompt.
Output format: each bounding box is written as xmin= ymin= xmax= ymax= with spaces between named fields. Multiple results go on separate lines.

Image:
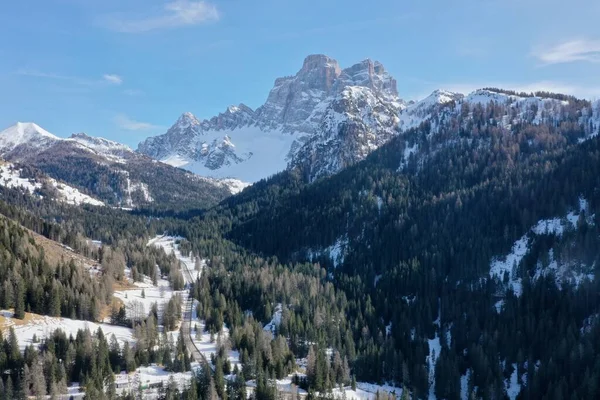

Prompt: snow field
xmin=1 ymin=310 xmax=135 ymax=351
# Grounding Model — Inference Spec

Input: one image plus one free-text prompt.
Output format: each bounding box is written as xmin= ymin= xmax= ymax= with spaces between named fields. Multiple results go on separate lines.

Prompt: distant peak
xmin=174 ymin=112 xmax=201 ymax=129
xmin=70 ymin=132 xmax=91 ymax=139
xmin=427 ymin=89 xmax=463 ymax=102
xmin=302 ymin=54 xmax=339 ymax=67
xmin=226 ymin=103 xmax=254 ymax=115
xmin=179 ymin=111 xmax=199 ymax=121
xmin=4 ymin=122 xmax=58 ymax=139
xmin=299 ymin=54 xmax=341 ymax=77
xmin=16 ymin=121 xmax=44 ymax=131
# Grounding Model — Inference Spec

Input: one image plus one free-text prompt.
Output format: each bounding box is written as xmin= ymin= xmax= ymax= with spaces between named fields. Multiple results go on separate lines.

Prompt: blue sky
xmin=1 ymin=0 xmax=599 ymax=147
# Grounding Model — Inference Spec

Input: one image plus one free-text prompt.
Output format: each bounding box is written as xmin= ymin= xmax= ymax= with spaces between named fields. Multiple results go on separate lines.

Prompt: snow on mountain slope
xmin=0 ymin=162 xmax=104 ymax=206
xmin=0 ymin=121 xmax=235 ymax=208
xmin=158 ymin=125 xmax=304 ymax=182
xmin=399 ymin=90 xmax=463 ymax=131
xmin=465 ymin=89 xmax=568 ymax=125
xmin=0 ymin=122 xmax=137 ymax=163
xmin=138 ymin=54 xmax=405 ymax=182
xmin=0 ymin=122 xmax=60 ymax=156
xmin=212 ymin=178 xmax=251 ymax=194
xmin=70 ymin=132 xmax=135 ymax=163
xmin=490 ymin=197 xmax=596 ymax=297
xmin=1 ymin=310 xmax=134 ymax=351
xmin=292 ymin=85 xmax=402 ymax=181
xmin=397 ymin=89 xmax=599 ymax=171
xmin=141 ymin=58 xmax=598 ymax=185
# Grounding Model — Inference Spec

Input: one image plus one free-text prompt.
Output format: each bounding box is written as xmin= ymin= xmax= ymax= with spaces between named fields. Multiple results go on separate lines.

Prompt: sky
xmin=1 ymin=0 xmax=600 ymax=147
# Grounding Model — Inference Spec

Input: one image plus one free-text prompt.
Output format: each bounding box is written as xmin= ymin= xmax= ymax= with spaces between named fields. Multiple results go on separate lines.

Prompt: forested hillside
xmin=1 ymin=91 xmax=599 ymax=399
xmin=174 ymin=94 xmax=600 ymax=399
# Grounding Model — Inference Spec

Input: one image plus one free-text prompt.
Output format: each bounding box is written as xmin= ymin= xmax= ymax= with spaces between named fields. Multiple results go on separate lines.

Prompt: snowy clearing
xmin=1 ymin=310 xmax=135 ymax=350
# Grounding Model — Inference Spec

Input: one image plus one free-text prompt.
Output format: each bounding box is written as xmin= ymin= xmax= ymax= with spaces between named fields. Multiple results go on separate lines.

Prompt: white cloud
xmin=104 ymin=1 xmax=219 ymax=33
xmin=16 ymin=69 xmax=96 ymax=86
xmin=103 ymin=74 xmax=123 ymax=85
xmin=18 ymin=69 xmax=126 ymax=87
xmin=533 ymin=38 xmax=600 ymax=65
xmin=114 ymin=114 xmax=161 ymax=131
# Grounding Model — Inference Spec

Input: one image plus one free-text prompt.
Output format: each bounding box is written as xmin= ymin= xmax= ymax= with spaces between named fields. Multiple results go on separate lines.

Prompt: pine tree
xmin=5 ymin=376 xmax=14 ymax=400
xmin=215 ymin=356 xmax=225 ymax=398
xmin=14 ymin=279 xmax=25 ymax=319
xmin=31 ymin=361 xmax=47 ymax=399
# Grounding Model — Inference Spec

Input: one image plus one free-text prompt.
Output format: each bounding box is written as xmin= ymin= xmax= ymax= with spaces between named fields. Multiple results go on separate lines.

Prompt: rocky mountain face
xmin=138 ymin=54 xmax=406 ymax=182
xmin=0 ymin=122 xmax=232 ymax=209
xmin=139 ymin=55 xmax=600 ymax=184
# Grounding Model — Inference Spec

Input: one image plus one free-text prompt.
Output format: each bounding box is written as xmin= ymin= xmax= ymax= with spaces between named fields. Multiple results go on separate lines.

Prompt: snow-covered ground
xmin=247 ymin=378 xmax=405 ymax=400
xmin=161 ymin=126 xmax=305 ymax=183
xmin=0 ymin=163 xmax=104 ymax=206
xmin=148 ymin=235 xmax=202 ymax=284
xmin=490 ymin=196 xmax=596 ymax=296
xmin=307 ymin=236 xmax=348 ymax=268
xmin=113 ymin=273 xmax=175 ymax=324
xmin=505 ymin=363 xmax=521 ymax=400
xmin=115 ymin=365 xmax=196 ymax=399
xmin=264 ymin=303 xmax=282 ymax=334
xmin=398 ymin=143 xmax=418 ymax=170
xmin=1 ymin=310 xmax=135 ymax=351
xmin=460 ymin=369 xmax=472 ymax=400
xmin=147 ymin=235 xmax=240 ymax=368
xmin=215 ymin=178 xmax=252 ymax=195
xmin=427 ymin=334 xmax=441 ymax=400
xmin=190 ymin=300 xmax=241 ymax=372
xmin=490 ymin=235 xmax=528 ymax=296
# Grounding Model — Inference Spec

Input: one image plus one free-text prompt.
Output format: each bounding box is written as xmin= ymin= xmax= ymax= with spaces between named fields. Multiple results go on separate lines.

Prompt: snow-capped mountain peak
xmin=138 ymin=54 xmax=405 ymax=182
xmin=334 ymin=58 xmax=399 ymax=101
xmin=427 ymin=89 xmax=464 ymax=105
xmin=0 ymin=122 xmax=60 ymax=155
xmin=69 ymin=132 xmax=134 ymax=162
xmin=70 ymin=132 xmax=133 ymax=153
xmin=175 ymin=112 xmax=202 ymax=131
xmin=398 ymin=90 xmax=463 ymax=131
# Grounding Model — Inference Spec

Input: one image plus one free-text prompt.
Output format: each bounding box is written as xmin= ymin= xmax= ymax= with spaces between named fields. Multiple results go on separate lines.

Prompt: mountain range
xmin=2 ymin=54 xmax=600 ymax=399
xmin=138 ymin=55 xmax=600 ymax=183
xmin=1 ymin=54 xmax=599 ymax=209
xmin=0 ymin=122 xmax=233 ymax=210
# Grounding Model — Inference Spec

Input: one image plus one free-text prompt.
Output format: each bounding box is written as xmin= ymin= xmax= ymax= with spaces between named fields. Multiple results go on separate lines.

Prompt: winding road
xmin=178 ymin=256 xmax=207 ymax=365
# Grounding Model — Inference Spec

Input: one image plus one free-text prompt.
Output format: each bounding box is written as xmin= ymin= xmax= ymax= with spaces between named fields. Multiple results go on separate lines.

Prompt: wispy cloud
xmin=114 ymin=114 xmax=161 ymax=131
xmin=532 ymin=38 xmax=600 ymax=65
xmin=103 ymin=1 xmax=219 ymax=33
xmin=16 ymin=69 xmax=97 ymax=86
xmin=103 ymin=74 xmax=123 ymax=85
xmin=17 ymin=69 xmax=124 ymax=87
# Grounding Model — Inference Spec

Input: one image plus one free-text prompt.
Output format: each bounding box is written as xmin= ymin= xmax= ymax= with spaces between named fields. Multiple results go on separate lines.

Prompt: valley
xmin=0 ymin=55 xmax=599 ymax=400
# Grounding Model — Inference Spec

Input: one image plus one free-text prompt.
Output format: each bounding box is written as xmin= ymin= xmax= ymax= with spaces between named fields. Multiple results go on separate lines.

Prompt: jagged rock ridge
xmin=138 ymin=54 xmax=406 ymax=182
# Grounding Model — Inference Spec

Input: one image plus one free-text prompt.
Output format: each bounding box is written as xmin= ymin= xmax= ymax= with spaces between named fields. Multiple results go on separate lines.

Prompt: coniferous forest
xmin=0 ymin=94 xmax=599 ymax=400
